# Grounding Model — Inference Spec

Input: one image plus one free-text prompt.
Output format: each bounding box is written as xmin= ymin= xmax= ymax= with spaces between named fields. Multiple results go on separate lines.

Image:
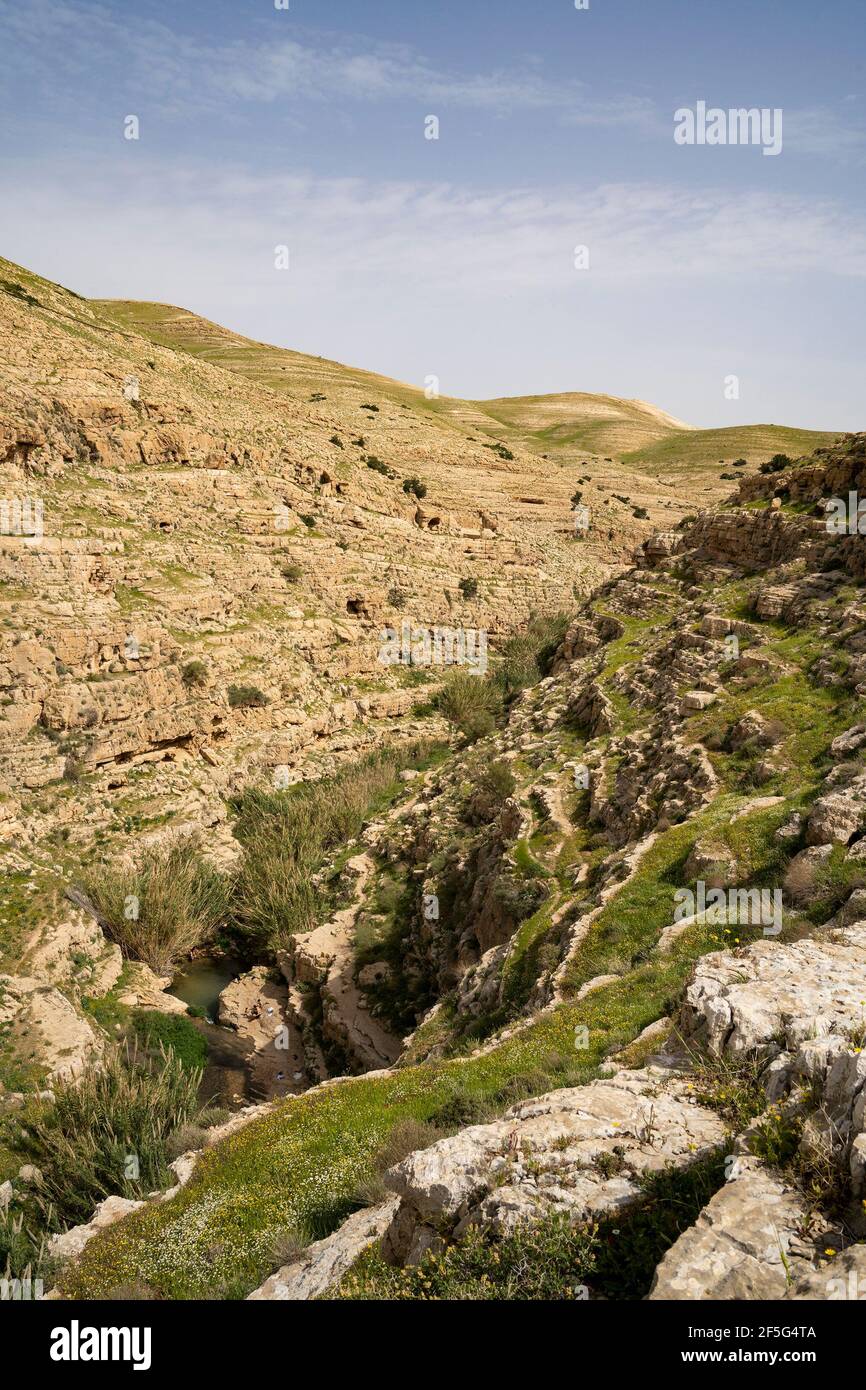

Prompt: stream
xmin=168 ymin=956 xmax=257 ymax=1111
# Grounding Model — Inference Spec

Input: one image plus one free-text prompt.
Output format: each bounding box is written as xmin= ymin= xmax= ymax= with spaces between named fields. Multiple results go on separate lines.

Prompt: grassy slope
xmin=622 ymin=424 xmax=837 ymax=474
xmin=471 ymin=392 xmax=690 ymax=457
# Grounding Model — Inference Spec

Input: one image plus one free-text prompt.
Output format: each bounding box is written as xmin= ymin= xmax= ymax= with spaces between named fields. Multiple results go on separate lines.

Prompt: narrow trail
xmin=316 ymin=851 xmax=403 ymax=1070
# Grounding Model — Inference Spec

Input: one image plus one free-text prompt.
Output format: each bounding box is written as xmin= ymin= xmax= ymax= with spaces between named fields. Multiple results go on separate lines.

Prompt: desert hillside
xmin=1 ymin=256 xmax=863 ymax=1307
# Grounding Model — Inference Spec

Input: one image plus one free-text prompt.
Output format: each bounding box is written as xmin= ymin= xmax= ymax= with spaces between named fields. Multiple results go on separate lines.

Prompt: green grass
xmin=132 ymin=1011 xmax=208 ymax=1072
xmin=622 ymin=425 xmax=837 ymax=474
xmin=229 ymin=741 xmax=443 ymax=956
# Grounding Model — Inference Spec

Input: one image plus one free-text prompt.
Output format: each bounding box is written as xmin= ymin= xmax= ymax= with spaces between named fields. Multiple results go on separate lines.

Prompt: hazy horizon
xmin=1 ymin=0 xmax=863 ymax=430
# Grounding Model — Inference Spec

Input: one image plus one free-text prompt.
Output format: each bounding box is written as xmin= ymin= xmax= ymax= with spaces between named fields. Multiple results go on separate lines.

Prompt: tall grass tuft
xmin=79 ymin=834 xmax=230 ymax=975
xmin=11 ymin=1044 xmax=201 ymax=1229
xmin=494 ymin=611 xmax=570 ymax=698
xmin=434 ymin=612 xmax=570 ymax=743
xmin=435 ymin=671 xmax=502 ymax=742
xmin=230 ymin=741 xmax=440 ymax=955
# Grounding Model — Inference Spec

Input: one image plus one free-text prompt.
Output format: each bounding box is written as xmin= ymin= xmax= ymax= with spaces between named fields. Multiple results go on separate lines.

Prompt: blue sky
xmin=0 ymin=0 xmax=864 ymax=428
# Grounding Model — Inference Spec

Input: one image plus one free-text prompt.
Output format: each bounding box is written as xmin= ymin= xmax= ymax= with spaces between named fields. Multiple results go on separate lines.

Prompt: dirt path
xmin=291 ymin=850 xmax=403 ymax=1072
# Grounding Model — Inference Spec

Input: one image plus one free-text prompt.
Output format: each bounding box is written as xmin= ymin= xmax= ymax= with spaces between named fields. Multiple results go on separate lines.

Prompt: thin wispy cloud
xmin=0 ymin=0 xmax=645 ymax=124
xmin=3 ymin=158 xmax=865 ymax=300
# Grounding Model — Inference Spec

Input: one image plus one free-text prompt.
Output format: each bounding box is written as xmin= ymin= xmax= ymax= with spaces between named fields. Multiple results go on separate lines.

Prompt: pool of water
xmin=168 ymin=955 xmax=241 ymax=1022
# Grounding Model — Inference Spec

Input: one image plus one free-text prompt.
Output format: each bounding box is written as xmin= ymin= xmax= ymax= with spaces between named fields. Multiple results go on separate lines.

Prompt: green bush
xmin=228 ymin=684 xmax=268 ymax=709
xmin=460 ymin=759 xmax=516 ymax=825
xmin=10 ymin=1045 xmax=202 ymax=1228
xmin=493 ymin=612 xmax=570 ymax=699
xmin=435 ymin=671 xmax=503 ymax=743
xmin=365 ymin=456 xmax=395 ymax=478
xmin=402 ymin=477 xmax=427 ymax=499
xmin=182 ymin=659 xmax=208 ymax=688
xmin=79 ymin=835 xmax=230 ymax=974
xmin=132 ymin=1010 xmax=208 ymax=1071
xmin=458 ymin=577 xmax=479 ymax=599
xmin=759 ymin=453 xmax=793 ymax=475
xmin=336 ymin=1213 xmax=599 ymax=1300
xmin=281 ymin=563 xmax=303 ymax=583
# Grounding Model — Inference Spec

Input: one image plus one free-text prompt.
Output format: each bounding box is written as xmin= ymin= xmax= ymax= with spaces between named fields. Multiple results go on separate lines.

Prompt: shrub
xmin=132 ymin=1010 xmax=207 ymax=1071
xmin=493 ymin=612 xmax=570 ymax=699
xmin=329 ymin=435 xmax=344 ymax=448
xmin=388 ymin=586 xmax=408 ymax=609
xmin=458 ymin=577 xmax=479 ymax=599
xmin=230 ymin=743 xmax=439 ymax=954
xmin=337 ymin=1213 xmax=599 ymax=1300
xmin=460 ymin=759 xmax=516 ymax=825
xmin=10 ymin=1045 xmax=201 ymax=1228
xmin=428 ymin=1090 xmax=492 ymax=1129
xmin=62 ymin=752 xmax=89 ymax=783
xmin=402 ymin=477 xmax=427 ymax=499
xmin=484 ymin=442 xmax=514 ymax=461
xmin=733 ymin=458 xmax=749 ymax=467
xmin=435 ymin=671 xmax=503 ymax=743
xmin=78 ymin=835 xmax=230 ymax=974
xmin=759 ymin=453 xmax=793 ymax=475
xmin=298 ymin=513 xmax=317 ymax=529
xmin=228 ymin=684 xmax=268 ymax=709
xmin=365 ymin=456 xmax=395 ymax=478
xmin=182 ymin=659 xmax=208 ymax=688
xmin=281 ymin=563 xmax=303 ymax=583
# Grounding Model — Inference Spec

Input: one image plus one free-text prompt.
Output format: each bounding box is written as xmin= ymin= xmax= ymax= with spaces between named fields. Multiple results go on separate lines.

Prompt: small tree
xmin=402 ymin=477 xmax=427 ymax=499
xmin=182 ymin=659 xmax=208 ymax=688
xmin=228 ymin=684 xmax=269 ymax=709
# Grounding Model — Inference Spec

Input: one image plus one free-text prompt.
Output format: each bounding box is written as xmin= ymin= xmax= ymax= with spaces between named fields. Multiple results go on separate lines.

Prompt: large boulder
xmin=649 ymin=1160 xmax=820 ymax=1300
xmin=806 ymin=773 xmax=866 ymax=846
xmin=248 ymin=1198 xmax=399 ymax=1301
xmin=679 ymin=926 xmax=866 ymax=1061
xmin=382 ymin=1069 xmax=726 ymax=1263
xmin=0 ymin=974 xmax=102 ymax=1081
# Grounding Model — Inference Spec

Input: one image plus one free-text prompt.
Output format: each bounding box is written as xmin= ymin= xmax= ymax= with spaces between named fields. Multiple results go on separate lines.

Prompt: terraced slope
xmin=622 ymin=423 xmax=837 ymax=475
xmin=94 ymin=294 xmax=839 ymax=544
xmin=471 ymin=391 xmax=691 ymax=455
